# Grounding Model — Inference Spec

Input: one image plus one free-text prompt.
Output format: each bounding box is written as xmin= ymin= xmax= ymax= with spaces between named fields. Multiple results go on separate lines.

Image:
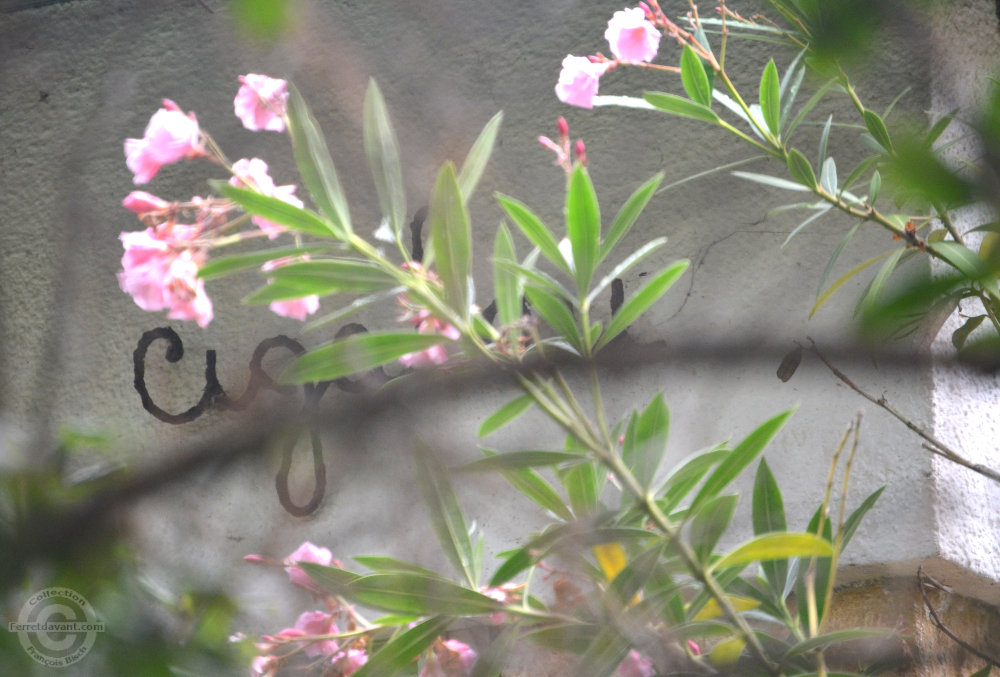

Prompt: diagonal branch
xmin=807 ymin=338 xmax=1000 ymax=484
xmin=917 ymin=566 xmax=1000 ymax=669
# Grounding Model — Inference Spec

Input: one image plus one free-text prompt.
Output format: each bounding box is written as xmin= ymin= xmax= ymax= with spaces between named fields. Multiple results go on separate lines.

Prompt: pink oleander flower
xmin=333 ymin=648 xmax=368 ymax=675
xmin=482 ymin=584 xmax=518 ymax=625
xmin=605 ymin=7 xmax=661 ymax=64
xmin=117 ymin=228 xmax=213 ymax=327
xmin=163 ymin=250 xmax=213 ymax=327
xmin=261 ymin=255 xmax=320 ymax=320
xmin=398 ymin=309 xmax=460 ymax=368
xmin=687 ymin=639 xmax=701 ymax=655
xmin=555 ymin=55 xmax=610 ymax=109
xmin=250 ymin=654 xmax=279 ymax=676
xmin=291 ymin=610 xmax=339 ymax=658
xmin=230 ymin=157 xmax=304 ymax=238
xmin=118 ymin=229 xmax=172 ymax=312
xmin=235 ymin=74 xmax=289 ymax=132
xmin=283 ymin=541 xmax=334 ymax=589
xmin=618 ymin=649 xmax=655 ymax=677
xmin=420 ymin=638 xmax=477 ymax=677
xmin=122 ymin=190 xmax=170 ymax=217
xmin=125 ymin=101 xmax=201 ymax=184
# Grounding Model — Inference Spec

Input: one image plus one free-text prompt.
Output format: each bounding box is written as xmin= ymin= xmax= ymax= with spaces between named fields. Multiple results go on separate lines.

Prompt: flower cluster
xmin=248 ymin=542 xmax=368 ymax=677
xmin=556 ymin=3 xmax=679 ymax=108
xmin=117 ymin=74 xmax=319 ymax=325
xmin=396 ymin=262 xmax=461 ymax=368
xmin=246 ymin=541 xmax=487 ymax=677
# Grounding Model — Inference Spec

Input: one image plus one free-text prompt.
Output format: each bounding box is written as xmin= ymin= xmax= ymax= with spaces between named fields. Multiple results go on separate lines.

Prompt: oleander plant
xmin=110 ymin=46 xmax=887 ymax=674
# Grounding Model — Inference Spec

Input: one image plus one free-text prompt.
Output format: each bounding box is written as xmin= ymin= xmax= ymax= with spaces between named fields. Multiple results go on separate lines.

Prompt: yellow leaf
xmin=692 ymin=594 xmax=760 ymax=621
xmin=592 ymin=542 xmax=628 ymax=581
xmin=709 ymin=636 xmax=745 ymax=668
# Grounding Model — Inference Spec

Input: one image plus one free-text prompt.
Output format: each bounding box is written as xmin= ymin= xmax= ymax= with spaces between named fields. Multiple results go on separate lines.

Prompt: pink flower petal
xmin=235 ymin=74 xmax=289 ymax=132
xmin=605 ymin=8 xmax=661 ymax=64
xmin=555 ymin=55 xmax=609 ymax=109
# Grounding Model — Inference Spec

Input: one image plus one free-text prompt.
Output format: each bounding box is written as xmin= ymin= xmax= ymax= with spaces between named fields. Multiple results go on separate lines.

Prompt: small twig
xmin=195 ymin=0 xmax=214 ymax=13
xmin=806 ymin=338 xmax=1000 ymax=484
xmin=917 ymin=566 xmax=1000 ymax=668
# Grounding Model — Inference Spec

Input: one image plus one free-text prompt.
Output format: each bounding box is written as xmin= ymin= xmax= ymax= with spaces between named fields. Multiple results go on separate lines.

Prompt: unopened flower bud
xmin=557 ymin=116 xmax=569 ymax=139
xmin=538 ymin=135 xmax=561 ymax=153
xmin=574 ymin=139 xmax=587 ymax=165
xmin=639 ymin=1 xmax=654 ymax=20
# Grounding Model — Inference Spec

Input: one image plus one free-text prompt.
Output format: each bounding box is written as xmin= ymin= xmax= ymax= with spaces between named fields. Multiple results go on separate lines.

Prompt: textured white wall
xmin=0 ymin=0 xmax=996 ymax=628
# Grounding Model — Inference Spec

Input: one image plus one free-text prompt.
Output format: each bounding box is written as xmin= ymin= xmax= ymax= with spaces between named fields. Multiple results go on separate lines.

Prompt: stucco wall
xmin=1 ymin=0 xmax=997 ymax=639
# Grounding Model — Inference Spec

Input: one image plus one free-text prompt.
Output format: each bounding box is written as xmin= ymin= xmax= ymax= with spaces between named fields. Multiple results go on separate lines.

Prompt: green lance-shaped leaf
xmin=857 ymin=247 xmax=905 ymax=317
xmin=414 ymin=444 xmax=478 ymax=588
xmin=363 ymin=79 xmax=407 ymax=244
xmin=479 ymin=450 xmax=573 ymax=522
xmin=458 ymin=112 xmax=503 ymax=201
xmin=817 ymin=114 xmax=832 ymax=169
xmin=811 ymin=247 xmax=893 ymax=318
xmin=558 ymin=461 xmax=600 ymax=517
xmin=752 ymin=459 xmax=788 ymax=595
xmin=298 ymin=562 xmax=362 ymax=596
xmin=869 ymin=169 xmax=882 ymax=205
xmin=198 ymin=244 xmax=331 ymax=280
xmin=346 ymin=572 xmax=500 ymax=615
xmin=214 ymin=183 xmax=339 ymax=238
xmin=586 ymin=238 xmax=668 ymax=309
xmin=578 ymin=626 xmax=631 ymax=677
xmin=599 ymin=172 xmax=663 ymax=264
xmin=657 ymin=444 xmax=729 ymax=512
xmin=525 ymin=286 xmax=583 ymax=352
xmin=862 ymin=108 xmax=893 ymax=153
xmin=266 ymin=259 xmax=397 ymax=293
xmin=819 ymin=156 xmax=838 ymax=194
xmin=759 ymin=59 xmax=781 ymax=138
xmin=680 ymin=44 xmax=712 ymax=107
xmin=732 ymin=171 xmax=810 ymax=192
xmin=286 ymin=83 xmax=352 ymax=234
xmin=594 ymin=260 xmax=690 ymax=351
xmin=709 ymin=532 xmax=834 ymax=573
xmin=840 ymin=486 xmax=884 ymax=549
xmin=622 ymin=393 xmax=670 ymax=489
xmin=785 ymin=148 xmax=817 ymax=188
xmin=493 ymin=223 xmax=523 ymax=326
xmin=688 ymin=494 xmax=738 ymax=565
xmin=839 ymin=155 xmax=879 ymax=198
xmin=244 ymin=278 xmax=339 ymax=304
xmin=429 ymin=162 xmax=473 ymax=318
xmin=352 ymin=556 xmax=438 ymax=576
xmin=783 ymin=628 xmax=898 ymax=658
xmin=643 ymin=92 xmax=721 ymax=124
xmin=281 ymin=332 xmax=449 ymax=383
xmin=924 ymin=108 xmax=958 ymax=148
xmin=691 ymin=409 xmax=793 ymax=513
xmin=778 ymin=51 xmax=806 ymax=130
xmin=478 ymin=393 xmax=533 ymax=438
xmin=799 ymin=505 xmax=834 ymax=625
xmin=609 ymin=539 xmax=667 ymax=605
xmin=566 ymin=165 xmax=601 ymax=297
xmin=816 ymin=222 xmax=861 ymax=299
xmin=461 ymin=449 xmax=584 ymax=472
xmin=495 ymin=194 xmax=572 ymax=276
xmin=351 ymin=616 xmax=452 ymax=677
xmin=929 ymin=240 xmax=990 ymax=281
